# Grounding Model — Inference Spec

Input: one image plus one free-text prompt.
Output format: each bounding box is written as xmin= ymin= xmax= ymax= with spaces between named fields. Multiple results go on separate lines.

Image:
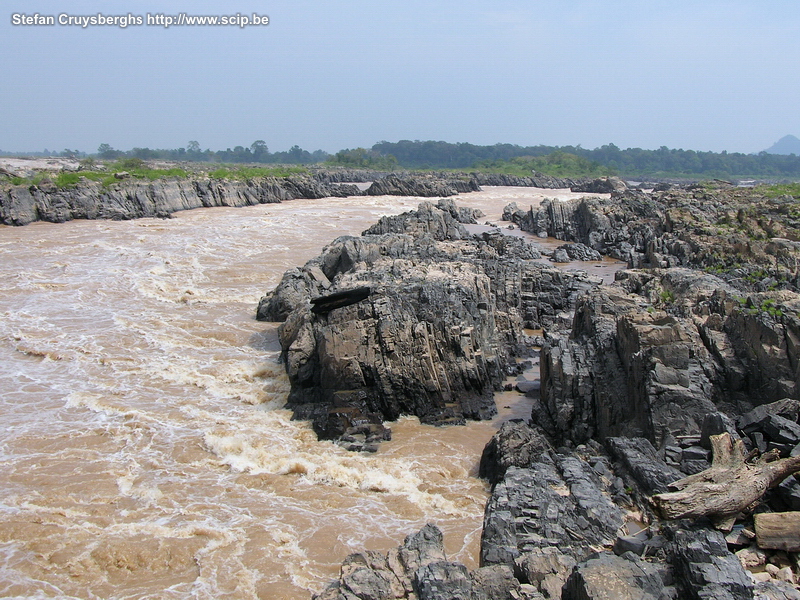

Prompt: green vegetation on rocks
xmin=472 ymin=151 xmax=615 ymax=179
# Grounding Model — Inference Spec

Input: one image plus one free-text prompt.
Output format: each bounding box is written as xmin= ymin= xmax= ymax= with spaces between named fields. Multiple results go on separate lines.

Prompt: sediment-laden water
xmin=0 ymin=187 xmax=618 ymax=599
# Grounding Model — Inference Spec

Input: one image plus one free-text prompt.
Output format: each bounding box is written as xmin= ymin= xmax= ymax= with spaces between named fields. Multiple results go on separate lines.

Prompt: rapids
xmin=0 ymin=187 xmax=618 ymax=599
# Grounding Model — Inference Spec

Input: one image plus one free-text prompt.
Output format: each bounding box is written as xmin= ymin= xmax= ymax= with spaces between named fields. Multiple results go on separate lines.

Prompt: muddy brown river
xmin=0 ymin=187 xmax=621 ymax=599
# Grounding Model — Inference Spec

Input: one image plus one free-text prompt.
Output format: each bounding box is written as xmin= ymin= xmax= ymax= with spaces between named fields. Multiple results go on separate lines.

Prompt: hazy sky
xmin=2 ymin=1 xmax=798 ymax=155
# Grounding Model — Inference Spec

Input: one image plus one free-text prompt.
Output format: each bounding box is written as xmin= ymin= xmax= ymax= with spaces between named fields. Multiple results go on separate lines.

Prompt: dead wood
xmin=754 ymin=512 xmax=800 ymax=551
xmin=650 ymin=433 xmax=800 ymax=530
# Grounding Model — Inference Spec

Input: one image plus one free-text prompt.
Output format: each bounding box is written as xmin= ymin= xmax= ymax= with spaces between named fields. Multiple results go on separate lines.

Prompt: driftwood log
xmin=650 ymin=433 xmax=800 ymax=530
xmin=754 ymin=512 xmax=800 ymax=551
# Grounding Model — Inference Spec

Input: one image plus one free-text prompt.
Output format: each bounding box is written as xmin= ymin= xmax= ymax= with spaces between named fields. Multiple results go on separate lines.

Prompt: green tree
xmin=97 ymin=143 xmax=120 ymax=159
xmin=250 ymin=140 xmax=269 ymax=162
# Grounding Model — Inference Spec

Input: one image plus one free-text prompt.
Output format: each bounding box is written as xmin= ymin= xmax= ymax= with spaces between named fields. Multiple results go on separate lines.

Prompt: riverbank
xmin=258 ymin=183 xmax=800 ymax=599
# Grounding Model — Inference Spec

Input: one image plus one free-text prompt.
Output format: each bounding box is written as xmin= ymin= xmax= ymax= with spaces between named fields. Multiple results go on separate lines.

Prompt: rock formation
xmin=315 ymin=182 xmax=800 ymax=599
xmin=0 ymin=175 xmax=359 ymax=226
xmin=258 ymin=199 xmax=599 ymax=449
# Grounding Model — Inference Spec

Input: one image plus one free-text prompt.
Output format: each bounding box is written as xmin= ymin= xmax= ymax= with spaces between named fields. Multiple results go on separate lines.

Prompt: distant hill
xmin=764 ymin=135 xmax=800 ymax=155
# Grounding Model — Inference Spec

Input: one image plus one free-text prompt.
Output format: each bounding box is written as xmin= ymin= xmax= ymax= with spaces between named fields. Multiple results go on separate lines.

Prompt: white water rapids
xmin=0 ymin=187 xmax=617 ymax=599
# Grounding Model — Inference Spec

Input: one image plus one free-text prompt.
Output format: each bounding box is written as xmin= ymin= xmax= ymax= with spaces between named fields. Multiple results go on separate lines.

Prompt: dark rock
xmin=679 ymin=459 xmax=712 ymax=475
xmin=605 ymin=437 xmax=684 ymax=496
xmin=515 ymin=380 xmax=541 ymax=394
xmin=569 ymin=176 xmax=628 ymax=194
xmin=479 ymin=420 xmax=553 ymax=485
xmin=413 ymin=561 xmax=472 ymax=600
xmin=682 ymin=446 xmax=710 ymax=461
xmin=470 ymin=564 xmax=521 ymax=600
xmin=260 ymin=201 xmax=598 ymax=447
xmin=473 ymin=172 xmax=581 ymax=190
xmin=341 ymin=565 xmax=394 ymax=600
xmin=310 ymin=286 xmax=372 ymax=314
xmin=562 ymin=551 xmax=663 ymax=600
xmin=481 ymin=456 xmax=625 ymax=567
xmin=613 ymin=534 xmax=648 ymax=556
xmin=701 ymin=412 xmax=740 ymax=450
xmin=364 ymin=174 xmax=470 ymax=198
xmin=668 ymin=527 xmax=754 ymax=600
xmin=552 ymin=248 xmax=571 ymax=263
xmin=556 ymin=243 xmax=603 ymax=262
xmin=774 ymin=476 xmax=800 ymax=511
xmin=751 ymin=432 xmax=769 ymax=455
xmin=762 ymin=414 xmax=800 ymax=446
xmin=754 ymin=580 xmax=800 ymax=600
xmin=739 ymin=400 xmax=800 ymax=434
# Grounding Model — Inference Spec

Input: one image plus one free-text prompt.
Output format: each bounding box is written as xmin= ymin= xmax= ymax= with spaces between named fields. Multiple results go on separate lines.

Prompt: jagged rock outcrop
xmin=569 ymin=176 xmax=628 ymax=194
xmin=258 ymin=200 xmax=599 ymax=447
xmin=536 ymin=268 xmax=800 ymax=448
xmin=504 ymin=185 xmax=800 ymax=292
xmin=314 ymin=524 xmax=528 ymax=600
xmin=313 ymin=183 xmax=800 ymax=599
xmin=0 ymin=175 xmax=360 ymax=226
xmin=364 ymin=174 xmax=480 ymax=197
xmin=470 ymin=172 xmax=584 ymax=190
xmin=480 ymin=455 xmax=626 ymax=568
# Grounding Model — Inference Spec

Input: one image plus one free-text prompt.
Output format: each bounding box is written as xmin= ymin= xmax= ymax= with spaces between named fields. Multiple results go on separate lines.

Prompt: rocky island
xmin=0 ymin=165 xmax=594 ymax=226
xmin=258 ymin=180 xmax=800 ymax=599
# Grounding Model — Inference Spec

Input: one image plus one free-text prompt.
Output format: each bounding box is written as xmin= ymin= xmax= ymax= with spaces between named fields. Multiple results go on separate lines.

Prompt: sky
xmin=2 ymin=1 xmax=799 ymax=155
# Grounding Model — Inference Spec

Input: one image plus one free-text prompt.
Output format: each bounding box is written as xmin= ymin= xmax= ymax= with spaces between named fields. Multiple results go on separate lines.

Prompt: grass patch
xmin=1 ymin=159 xmax=312 ymax=190
xmin=761 ymin=182 xmax=800 ymax=199
xmin=208 ymin=165 xmax=309 ymax=179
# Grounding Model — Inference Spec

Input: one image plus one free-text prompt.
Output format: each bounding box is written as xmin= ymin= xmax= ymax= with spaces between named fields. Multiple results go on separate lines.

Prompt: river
xmin=0 ymin=186 xmax=618 ymax=599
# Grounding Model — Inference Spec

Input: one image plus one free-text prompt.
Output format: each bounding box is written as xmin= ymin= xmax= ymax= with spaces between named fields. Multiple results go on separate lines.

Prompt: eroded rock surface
xmin=258 ymin=200 xmax=598 ymax=447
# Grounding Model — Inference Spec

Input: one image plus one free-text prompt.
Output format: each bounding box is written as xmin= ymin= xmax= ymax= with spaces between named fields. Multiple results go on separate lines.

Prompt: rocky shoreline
xmin=0 ymin=167 xmax=604 ymax=226
xmin=258 ymin=180 xmax=800 ymax=599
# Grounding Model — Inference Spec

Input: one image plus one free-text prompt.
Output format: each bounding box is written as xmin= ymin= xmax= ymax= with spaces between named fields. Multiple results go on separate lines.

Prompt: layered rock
xmin=537 ymin=268 xmax=800 ymax=448
xmin=258 ymin=200 xmax=599 ymax=447
xmin=314 ymin=183 xmax=800 ymax=599
xmin=0 ymin=175 xmax=360 ymax=226
xmin=504 ymin=185 xmax=800 ymax=291
xmin=364 ymin=174 xmax=480 ymax=197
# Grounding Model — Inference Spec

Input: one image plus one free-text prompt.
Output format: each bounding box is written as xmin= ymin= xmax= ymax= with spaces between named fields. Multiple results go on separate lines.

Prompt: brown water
xmin=0 ymin=187 xmax=619 ymax=599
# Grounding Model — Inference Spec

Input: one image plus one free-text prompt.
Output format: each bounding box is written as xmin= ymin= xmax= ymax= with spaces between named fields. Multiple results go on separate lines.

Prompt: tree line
xmin=371 ymin=140 xmax=800 ymax=179
xmin=96 ymin=141 xmax=330 ymax=165
xmin=6 ymin=139 xmax=800 ymax=179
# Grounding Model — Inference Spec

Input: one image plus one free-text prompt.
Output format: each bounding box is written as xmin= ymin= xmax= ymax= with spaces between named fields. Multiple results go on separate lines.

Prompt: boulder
xmin=668 ymin=527 xmax=754 ymax=600
xmin=562 ymin=551 xmax=664 ymax=600
xmin=479 ymin=420 xmax=553 ymax=486
xmin=481 ymin=456 xmax=625 ymax=567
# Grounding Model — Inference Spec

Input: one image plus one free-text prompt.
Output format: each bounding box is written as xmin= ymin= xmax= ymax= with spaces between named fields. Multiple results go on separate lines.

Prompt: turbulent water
xmin=0 ymin=187 xmax=618 ymax=599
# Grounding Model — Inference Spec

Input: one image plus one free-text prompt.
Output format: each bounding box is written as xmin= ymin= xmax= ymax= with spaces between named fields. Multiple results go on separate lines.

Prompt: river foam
xmin=0 ymin=187 xmax=614 ymax=599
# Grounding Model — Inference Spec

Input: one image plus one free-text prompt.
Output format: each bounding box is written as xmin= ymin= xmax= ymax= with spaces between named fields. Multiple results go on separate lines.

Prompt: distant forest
xmin=370 ymin=140 xmax=800 ymax=179
xmin=5 ymin=139 xmax=800 ymax=180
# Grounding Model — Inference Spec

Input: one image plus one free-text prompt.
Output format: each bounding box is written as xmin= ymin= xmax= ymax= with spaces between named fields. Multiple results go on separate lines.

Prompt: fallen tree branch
xmin=650 ymin=433 xmax=800 ymax=530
